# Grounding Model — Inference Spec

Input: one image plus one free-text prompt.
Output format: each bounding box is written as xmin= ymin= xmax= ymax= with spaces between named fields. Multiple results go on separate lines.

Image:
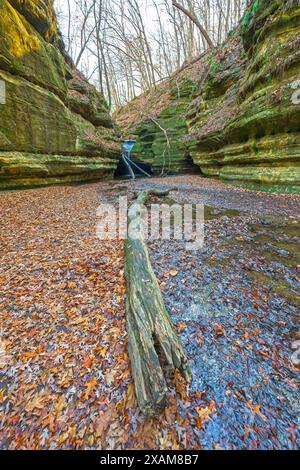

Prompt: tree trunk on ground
xmin=125 ymin=188 xmax=191 ymax=416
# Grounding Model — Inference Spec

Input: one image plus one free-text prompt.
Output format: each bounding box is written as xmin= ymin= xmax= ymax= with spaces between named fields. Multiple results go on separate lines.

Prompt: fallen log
xmin=125 ymin=188 xmax=191 ymax=416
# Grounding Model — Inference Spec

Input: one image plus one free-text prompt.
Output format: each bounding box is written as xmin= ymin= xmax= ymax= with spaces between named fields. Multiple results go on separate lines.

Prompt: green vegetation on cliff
xmin=188 ymin=0 xmax=300 ymax=193
xmin=117 ymin=0 xmax=300 ymax=193
xmin=115 ymin=62 xmax=203 ymax=175
xmin=0 ymin=0 xmax=120 ymax=190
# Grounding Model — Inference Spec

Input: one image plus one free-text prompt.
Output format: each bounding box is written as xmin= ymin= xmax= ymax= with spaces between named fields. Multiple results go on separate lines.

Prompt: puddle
xmin=221 ymin=217 xmax=300 ymax=307
xmin=150 ymin=195 xmax=299 ymax=307
xmin=204 ymin=206 xmax=241 ymax=220
xmin=151 ymin=195 xmax=242 ymax=220
xmin=245 ymin=269 xmax=300 ymax=307
xmin=182 ymin=288 xmax=229 ymax=321
xmin=145 ymin=181 xmax=300 ymax=449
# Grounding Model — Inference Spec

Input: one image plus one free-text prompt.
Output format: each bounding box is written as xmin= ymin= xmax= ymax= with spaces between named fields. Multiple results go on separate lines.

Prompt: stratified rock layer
xmin=0 ymin=0 xmax=120 ymax=189
xmin=115 ymin=63 xmax=202 ymax=175
xmin=187 ymin=0 xmax=300 ymax=193
xmin=116 ymin=0 xmax=300 ymax=193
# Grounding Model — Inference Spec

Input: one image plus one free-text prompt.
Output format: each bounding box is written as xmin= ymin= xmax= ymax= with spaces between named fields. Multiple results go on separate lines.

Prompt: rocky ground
xmin=0 ymin=176 xmax=299 ymax=449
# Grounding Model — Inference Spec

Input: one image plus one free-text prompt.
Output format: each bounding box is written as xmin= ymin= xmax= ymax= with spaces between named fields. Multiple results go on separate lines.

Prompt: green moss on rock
xmin=0 ymin=151 xmax=116 ymax=190
xmin=0 ymin=0 xmax=120 ymax=189
xmin=115 ymin=54 xmax=210 ymax=174
xmin=119 ymin=76 xmax=199 ymax=175
xmin=186 ymin=0 xmax=300 ymax=193
xmin=114 ymin=0 xmax=300 ymax=192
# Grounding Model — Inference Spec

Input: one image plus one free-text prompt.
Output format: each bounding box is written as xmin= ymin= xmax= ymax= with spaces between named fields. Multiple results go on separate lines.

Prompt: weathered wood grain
xmin=125 ymin=188 xmax=191 ymax=416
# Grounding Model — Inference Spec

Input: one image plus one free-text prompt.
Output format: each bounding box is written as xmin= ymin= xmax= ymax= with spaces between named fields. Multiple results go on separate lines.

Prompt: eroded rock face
xmin=116 ymin=0 xmax=300 ymax=192
xmin=188 ymin=0 xmax=300 ymax=193
xmin=0 ymin=0 xmax=120 ymax=189
xmin=115 ymin=63 xmax=203 ymax=175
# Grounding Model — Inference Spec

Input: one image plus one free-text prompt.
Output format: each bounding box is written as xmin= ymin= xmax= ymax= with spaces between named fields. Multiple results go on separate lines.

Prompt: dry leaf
xmin=169 ymin=269 xmax=178 ymax=277
xmin=83 ymin=377 xmax=98 ymax=400
xmin=25 ymin=394 xmax=45 ymax=412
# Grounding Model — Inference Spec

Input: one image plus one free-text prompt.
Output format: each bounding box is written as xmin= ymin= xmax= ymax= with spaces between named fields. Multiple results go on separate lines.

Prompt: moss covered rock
xmin=0 ymin=0 xmax=120 ymax=190
xmin=117 ymin=0 xmax=300 ymax=193
xmin=115 ymin=64 xmax=202 ymax=175
xmin=187 ymin=0 xmax=300 ymax=193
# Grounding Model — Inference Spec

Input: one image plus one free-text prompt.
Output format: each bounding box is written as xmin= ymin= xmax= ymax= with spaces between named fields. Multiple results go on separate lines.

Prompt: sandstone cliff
xmin=188 ymin=0 xmax=300 ymax=193
xmin=116 ymin=0 xmax=300 ymax=193
xmin=0 ymin=0 xmax=120 ymax=190
xmin=115 ymin=59 xmax=203 ymax=175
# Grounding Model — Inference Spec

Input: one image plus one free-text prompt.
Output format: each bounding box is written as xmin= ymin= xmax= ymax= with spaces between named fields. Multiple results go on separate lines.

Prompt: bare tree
xmin=56 ymin=0 xmax=246 ymax=109
xmin=172 ymin=0 xmax=214 ymax=48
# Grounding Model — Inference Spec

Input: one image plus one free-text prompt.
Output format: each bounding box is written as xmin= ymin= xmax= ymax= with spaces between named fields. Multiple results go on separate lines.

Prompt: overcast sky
xmin=53 ymin=0 xmax=247 ymax=107
xmin=54 ymin=0 xmax=168 ymax=88
xmin=54 ymin=0 xmax=158 ymax=34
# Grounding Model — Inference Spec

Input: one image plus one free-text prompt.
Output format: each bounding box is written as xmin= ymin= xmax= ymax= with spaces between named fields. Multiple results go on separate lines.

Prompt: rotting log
xmin=125 ymin=188 xmax=191 ymax=416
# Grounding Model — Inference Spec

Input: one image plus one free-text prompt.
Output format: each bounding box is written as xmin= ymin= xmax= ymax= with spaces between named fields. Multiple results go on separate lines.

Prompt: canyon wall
xmin=115 ymin=61 xmax=203 ymax=175
xmin=0 ymin=0 xmax=120 ymax=190
xmin=188 ymin=0 xmax=300 ymax=193
xmin=117 ymin=0 xmax=300 ymax=193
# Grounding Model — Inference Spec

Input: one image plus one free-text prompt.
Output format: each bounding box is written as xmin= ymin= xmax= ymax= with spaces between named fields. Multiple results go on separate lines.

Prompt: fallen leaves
xmin=246 ymin=400 xmax=267 ymax=422
xmin=195 ymin=401 xmax=215 ymax=429
xmin=82 ymin=356 xmax=94 ymax=369
xmin=169 ymin=269 xmax=178 ymax=277
xmin=177 ymin=323 xmax=186 ymax=333
xmin=94 ymin=346 xmax=108 ymax=359
xmin=93 ymin=404 xmax=118 ymax=438
xmin=0 ymin=390 xmax=6 ymax=403
xmin=25 ymin=394 xmax=46 ymax=413
xmin=0 ymin=339 xmax=10 ymax=368
xmin=71 ymin=317 xmax=89 ymax=326
xmin=145 ymin=175 xmax=299 ymax=450
xmin=213 ymin=323 xmax=226 ymax=338
xmin=105 ymin=370 xmax=116 ymax=386
xmin=0 ymin=183 xmax=129 ymax=450
xmin=55 ymin=396 xmax=67 ymax=413
xmin=174 ymin=369 xmax=186 ymax=400
xmin=20 ymin=350 xmax=38 ymax=362
xmin=125 ymin=382 xmax=137 ymax=409
xmin=1 ymin=177 xmax=298 ymax=451
xmin=83 ymin=377 xmax=98 ymax=400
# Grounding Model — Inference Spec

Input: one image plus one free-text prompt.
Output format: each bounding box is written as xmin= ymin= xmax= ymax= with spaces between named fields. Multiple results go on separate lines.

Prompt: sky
xmin=54 ymin=0 xmax=169 ymax=89
xmin=54 ymin=0 xmax=158 ymax=34
xmin=53 ymin=0 xmax=247 ymax=106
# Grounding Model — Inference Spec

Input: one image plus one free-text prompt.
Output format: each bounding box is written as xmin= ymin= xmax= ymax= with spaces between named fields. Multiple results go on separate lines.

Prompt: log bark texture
xmin=125 ymin=188 xmax=191 ymax=416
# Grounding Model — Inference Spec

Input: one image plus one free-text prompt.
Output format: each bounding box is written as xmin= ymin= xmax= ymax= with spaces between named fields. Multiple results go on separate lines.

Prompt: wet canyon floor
xmin=0 ymin=175 xmax=299 ymax=450
xmin=129 ymin=176 xmax=300 ymax=450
